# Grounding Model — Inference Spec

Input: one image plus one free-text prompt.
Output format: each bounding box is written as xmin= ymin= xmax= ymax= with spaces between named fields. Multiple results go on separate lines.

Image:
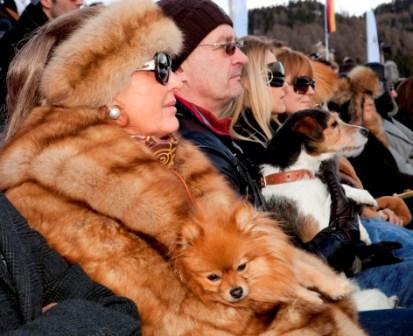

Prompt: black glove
xmin=319 ymin=159 xmax=360 ymax=241
xmin=356 ymin=241 xmax=403 ymax=271
xmin=303 ymin=227 xmax=357 ymax=276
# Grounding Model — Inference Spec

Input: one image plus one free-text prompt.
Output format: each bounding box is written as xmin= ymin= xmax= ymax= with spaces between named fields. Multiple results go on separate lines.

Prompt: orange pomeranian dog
xmin=174 ymin=203 xmax=367 ymax=335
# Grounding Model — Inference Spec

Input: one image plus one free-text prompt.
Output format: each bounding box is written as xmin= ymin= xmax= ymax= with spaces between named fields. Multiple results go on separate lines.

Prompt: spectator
xmin=0 ymin=0 xmax=18 ymax=38
xmin=330 ymin=65 xmax=413 ymax=198
xmin=396 ymin=76 xmax=413 ymax=131
xmin=365 ymin=63 xmax=413 ymax=177
xmin=0 ymin=0 xmax=82 ymax=126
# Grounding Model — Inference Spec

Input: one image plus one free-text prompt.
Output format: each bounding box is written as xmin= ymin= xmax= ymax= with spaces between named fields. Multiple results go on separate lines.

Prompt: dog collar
xmin=261 ymin=169 xmax=315 ymax=187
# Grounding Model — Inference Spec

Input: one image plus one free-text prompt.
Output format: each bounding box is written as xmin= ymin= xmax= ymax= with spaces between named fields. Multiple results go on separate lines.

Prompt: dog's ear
xmin=179 ymin=222 xmax=203 ymax=247
xmin=292 ymin=115 xmax=324 ymax=142
xmin=235 ymin=204 xmax=256 ymax=233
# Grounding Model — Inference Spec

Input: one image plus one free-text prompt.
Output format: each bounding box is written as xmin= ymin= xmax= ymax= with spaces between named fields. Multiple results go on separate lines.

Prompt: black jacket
xmin=337 ymin=103 xmax=413 ymax=197
xmin=0 ymin=192 xmax=141 ymax=335
xmin=176 ymin=100 xmax=267 ymax=209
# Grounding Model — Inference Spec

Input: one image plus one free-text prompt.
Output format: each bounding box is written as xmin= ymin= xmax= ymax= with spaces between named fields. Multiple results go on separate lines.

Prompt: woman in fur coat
xmin=0 ymin=0 xmax=370 ymax=335
xmin=329 ymin=65 xmax=413 ymax=199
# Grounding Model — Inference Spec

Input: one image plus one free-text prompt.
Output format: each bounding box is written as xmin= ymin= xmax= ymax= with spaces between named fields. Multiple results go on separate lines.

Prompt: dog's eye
xmin=207 ymin=274 xmax=221 ymax=282
xmin=237 ymin=263 xmax=247 ymax=272
xmin=331 ymin=121 xmax=338 ymax=128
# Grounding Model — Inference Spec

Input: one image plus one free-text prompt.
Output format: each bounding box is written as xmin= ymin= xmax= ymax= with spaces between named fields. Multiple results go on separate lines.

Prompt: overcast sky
xmin=214 ymin=0 xmax=393 ymax=17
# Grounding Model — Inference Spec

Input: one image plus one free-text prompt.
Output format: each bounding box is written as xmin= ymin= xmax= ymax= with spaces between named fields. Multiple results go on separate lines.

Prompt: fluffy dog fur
xmin=258 ymin=109 xmax=374 ymax=244
xmin=174 ymin=203 xmax=366 ymax=335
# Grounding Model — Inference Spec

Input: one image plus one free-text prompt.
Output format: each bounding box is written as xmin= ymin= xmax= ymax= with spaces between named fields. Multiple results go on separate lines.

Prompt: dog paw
xmin=328 ymin=280 xmax=355 ymax=300
xmin=296 ymin=287 xmax=324 ymax=305
xmin=343 ymin=185 xmax=377 ymax=207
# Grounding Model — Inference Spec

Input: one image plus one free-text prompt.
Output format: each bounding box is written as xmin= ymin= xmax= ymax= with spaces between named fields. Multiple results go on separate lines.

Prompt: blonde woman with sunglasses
xmin=222 ymin=35 xmax=287 ymax=166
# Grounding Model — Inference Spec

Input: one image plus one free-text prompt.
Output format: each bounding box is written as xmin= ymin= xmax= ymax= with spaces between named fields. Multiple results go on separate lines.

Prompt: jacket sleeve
xmin=4 ymin=299 xmax=141 ymax=336
xmin=4 ymin=193 xmax=140 ymax=332
xmin=24 ymin=219 xmax=140 ymax=320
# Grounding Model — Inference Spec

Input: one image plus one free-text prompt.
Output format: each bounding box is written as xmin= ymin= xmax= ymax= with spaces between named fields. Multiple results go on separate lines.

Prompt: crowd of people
xmin=0 ymin=0 xmax=413 ymax=334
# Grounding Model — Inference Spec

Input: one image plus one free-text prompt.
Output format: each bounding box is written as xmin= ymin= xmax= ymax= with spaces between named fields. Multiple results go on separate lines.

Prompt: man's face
xmin=177 ymin=24 xmax=248 ymax=113
xmin=41 ymin=0 xmax=83 ymax=19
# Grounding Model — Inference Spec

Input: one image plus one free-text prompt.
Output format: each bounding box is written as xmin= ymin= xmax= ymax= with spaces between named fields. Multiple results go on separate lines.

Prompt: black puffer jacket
xmin=176 ymin=99 xmax=267 ymax=209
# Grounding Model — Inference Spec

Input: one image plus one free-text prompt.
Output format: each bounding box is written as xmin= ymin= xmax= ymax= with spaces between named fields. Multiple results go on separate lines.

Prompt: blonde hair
xmin=274 ymin=48 xmax=313 ymax=81
xmin=223 ymin=36 xmax=275 ymax=145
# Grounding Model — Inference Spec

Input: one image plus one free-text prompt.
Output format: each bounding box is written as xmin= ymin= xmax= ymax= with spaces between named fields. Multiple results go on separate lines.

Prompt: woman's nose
xmin=168 ymin=71 xmax=183 ymax=91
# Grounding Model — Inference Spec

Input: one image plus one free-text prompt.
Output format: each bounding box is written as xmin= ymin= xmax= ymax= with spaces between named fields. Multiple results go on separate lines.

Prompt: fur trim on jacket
xmin=40 ymin=0 xmax=182 ymax=108
xmin=330 ymin=65 xmax=388 ymax=146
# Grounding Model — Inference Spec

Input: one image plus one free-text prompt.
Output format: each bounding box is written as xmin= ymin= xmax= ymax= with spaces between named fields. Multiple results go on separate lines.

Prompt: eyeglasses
xmin=198 ymin=40 xmax=244 ymax=56
xmin=265 ymin=61 xmax=285 ymax=87
xmin=137 ymin=52 xmax=172 ymax=86
xmin=290 ymin=76 xmax=316 ymax=94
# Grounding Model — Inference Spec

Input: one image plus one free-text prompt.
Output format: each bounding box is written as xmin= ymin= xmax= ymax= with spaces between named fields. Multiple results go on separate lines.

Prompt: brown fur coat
xmin=0 ymin=105 xmax=255 ymax=335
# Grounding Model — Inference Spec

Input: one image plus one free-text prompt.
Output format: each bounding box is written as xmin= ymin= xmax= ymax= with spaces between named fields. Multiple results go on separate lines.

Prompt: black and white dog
xmin=258 ymin=109 xmax=374 ymax=245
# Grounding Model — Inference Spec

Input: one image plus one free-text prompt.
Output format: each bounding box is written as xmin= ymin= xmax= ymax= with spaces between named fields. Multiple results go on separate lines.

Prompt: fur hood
xmin=311 ymin=60 xmax=339 ymax=105
xmin=330 ymin=66 xmax=381 ymax=106
xmin=41 ymin=0 xmax=182 ymax=108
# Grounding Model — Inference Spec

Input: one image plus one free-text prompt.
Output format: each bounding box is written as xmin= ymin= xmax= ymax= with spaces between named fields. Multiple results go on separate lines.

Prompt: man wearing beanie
xmin=158 ymin=1 xmax=413 ymax=335
xmin=157 ymin=0 xmax=266 ymax=207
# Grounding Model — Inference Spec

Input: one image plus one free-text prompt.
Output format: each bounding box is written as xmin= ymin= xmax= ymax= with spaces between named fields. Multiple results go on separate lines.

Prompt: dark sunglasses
xmin=291 ymin=76 xmax=316 ymax=94
xmin=199 ymin=40 xmax=244 ymax=56
xmin=265 ymin=61 xmax=285 ymax=87
xmin=137 ymin=52 xmax=172 ymax=85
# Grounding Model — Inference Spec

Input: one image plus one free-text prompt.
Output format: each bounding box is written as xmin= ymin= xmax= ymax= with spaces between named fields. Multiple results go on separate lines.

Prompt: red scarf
xmin=177 ymin=96 xmax=232 ymax=137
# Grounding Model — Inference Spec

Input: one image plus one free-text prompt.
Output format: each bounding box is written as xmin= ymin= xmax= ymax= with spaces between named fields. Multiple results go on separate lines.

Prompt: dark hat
xmin=365 ymin=62 xmax=385 ymax=82
xmin=158 ymin=0 xmax=233 ymax=70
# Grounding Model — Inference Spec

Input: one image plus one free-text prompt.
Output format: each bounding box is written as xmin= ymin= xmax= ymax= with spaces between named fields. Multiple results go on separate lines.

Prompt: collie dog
xmin=173 ymin=203 xmax=367 ymax=335
xmin=258 ymin=109 xmax=374 ymax=245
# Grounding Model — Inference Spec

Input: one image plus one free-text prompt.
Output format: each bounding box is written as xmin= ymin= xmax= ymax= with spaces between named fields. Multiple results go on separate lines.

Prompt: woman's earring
xmin=108 ymin=105 xmax=121 ymax=120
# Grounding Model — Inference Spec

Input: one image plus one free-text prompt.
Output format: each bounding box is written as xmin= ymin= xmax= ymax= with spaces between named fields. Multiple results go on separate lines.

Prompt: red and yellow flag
xmin=326 ymin=0 xmax=336 ymax=33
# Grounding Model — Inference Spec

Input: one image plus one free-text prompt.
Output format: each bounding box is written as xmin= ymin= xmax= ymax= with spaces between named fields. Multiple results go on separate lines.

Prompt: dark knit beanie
xmin=158 ymin=0 xmax=233 ymax=70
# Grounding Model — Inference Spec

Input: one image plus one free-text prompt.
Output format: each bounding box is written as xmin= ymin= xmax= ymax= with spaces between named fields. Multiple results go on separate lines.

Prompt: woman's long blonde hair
xmin=222 ymin=36 xmax=275 ymax=145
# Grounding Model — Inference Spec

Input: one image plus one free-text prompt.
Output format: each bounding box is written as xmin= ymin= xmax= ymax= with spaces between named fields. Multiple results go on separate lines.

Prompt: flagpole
xmin=324 ymin=0 xmax=329 ymax=60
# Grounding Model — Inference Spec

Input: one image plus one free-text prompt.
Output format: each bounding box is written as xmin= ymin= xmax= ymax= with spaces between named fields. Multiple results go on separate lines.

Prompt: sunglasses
xmin=290 ymin=76 xmax=316 ymax=94
xmin=137 ymin=52 xmax=172 ymax=86
xmin=265 ymin=61 xmax=285 ymax=87
xmin=199 ymin=40 xmax=244 ymax=56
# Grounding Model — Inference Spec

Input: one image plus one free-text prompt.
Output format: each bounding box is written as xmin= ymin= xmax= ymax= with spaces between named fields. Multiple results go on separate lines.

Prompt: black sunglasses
xmin=137 ymin=52 xmax=172 ymax=86
xmin=265 ymin=61 xmax=285 ymax=87
xmin=291 ymin=76 xmax=316 ymax=94
xmin=199 ymin=40 xmax=244 ymax=56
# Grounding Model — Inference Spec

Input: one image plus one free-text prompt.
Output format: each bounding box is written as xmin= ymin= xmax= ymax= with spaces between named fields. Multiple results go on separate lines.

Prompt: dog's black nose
xmin=230 ymin=286 xmax=243 ymax=299
xmin=360 ymin=127 xmax=369 ymax=137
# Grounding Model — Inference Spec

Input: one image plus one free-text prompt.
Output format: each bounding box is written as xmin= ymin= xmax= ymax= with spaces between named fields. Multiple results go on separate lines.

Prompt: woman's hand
xmin=378 ymin=208 xmax=404 ymax=226
xmin=42 ymin=302 xmax=57 ymax=313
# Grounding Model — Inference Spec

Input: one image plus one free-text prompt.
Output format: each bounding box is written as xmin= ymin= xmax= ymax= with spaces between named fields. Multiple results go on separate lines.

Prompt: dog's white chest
xmin=262 ymin=178 xmax=331 ymax=230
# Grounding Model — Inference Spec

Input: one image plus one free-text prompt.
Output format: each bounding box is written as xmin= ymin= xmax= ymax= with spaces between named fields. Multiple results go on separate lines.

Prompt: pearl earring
xmin=108 ymin=105 xmax=121 ymax=120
